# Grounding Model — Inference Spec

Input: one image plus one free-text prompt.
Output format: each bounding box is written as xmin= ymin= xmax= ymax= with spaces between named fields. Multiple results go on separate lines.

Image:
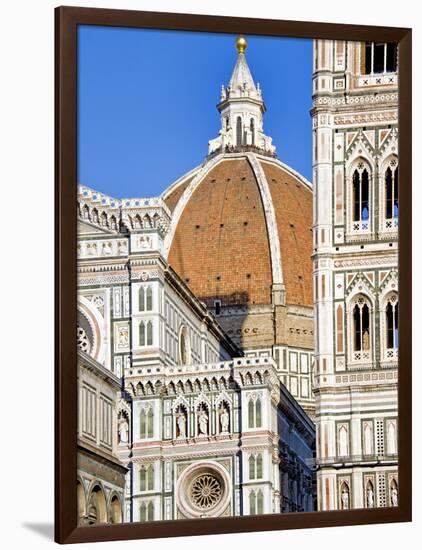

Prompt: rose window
xmin=177 ymin=462 xmax=231 ymax=518
xmin=77 ymin=325 xmax=91 ymax=354
xmin=190 ymin=474 xmax=222 ymax=510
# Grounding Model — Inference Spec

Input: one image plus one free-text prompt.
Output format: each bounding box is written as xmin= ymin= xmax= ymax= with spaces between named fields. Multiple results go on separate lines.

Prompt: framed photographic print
xmin=55 ymin=6 xmax=412 ymax=544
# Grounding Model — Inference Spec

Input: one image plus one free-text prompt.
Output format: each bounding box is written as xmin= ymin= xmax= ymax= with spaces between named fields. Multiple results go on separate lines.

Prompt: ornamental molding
xmin=77 ymin=238 xmax=128 ymax=259
xmin=334 ymin=111 xmax=397 ymax=126
xmin=379 ymin=269 xmax=399 ymax=295
xmin=130 ymin=270 xmax=160 ymax=281
xmin=333 ymin=257 xmax=398 ymax=269
xmin=313 ymin=93 xmax=398 ymax=107
xmin=345 ymin=272 xmax=375 ymax=298
xmin=378 ymin=128 xmax=398 ymax=160
xmin=78 ymin=263 xmax=128 ymax=273
xmin=345 ymin=130 xmax=375 ymax=162
xmin=78 ymin=274 xmax=129 ymax=286
xmin=130 ymin=447 xmax=239 ymax=463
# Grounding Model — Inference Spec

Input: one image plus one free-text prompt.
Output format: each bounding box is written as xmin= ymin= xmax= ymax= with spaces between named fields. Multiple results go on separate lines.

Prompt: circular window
xmin=176 ymin=461 xmax=231 ymax=518
xmin=190 ymin=473 xmax=222 ymax=510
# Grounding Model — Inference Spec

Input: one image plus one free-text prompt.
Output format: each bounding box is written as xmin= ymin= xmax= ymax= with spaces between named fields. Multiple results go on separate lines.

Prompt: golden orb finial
xmin=236 ymin=36 xmax=247 ymax=54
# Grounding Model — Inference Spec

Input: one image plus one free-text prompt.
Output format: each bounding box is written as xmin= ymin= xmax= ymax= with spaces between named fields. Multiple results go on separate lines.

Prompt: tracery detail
xmin=190 ymin=474 xmax=222 ymax=510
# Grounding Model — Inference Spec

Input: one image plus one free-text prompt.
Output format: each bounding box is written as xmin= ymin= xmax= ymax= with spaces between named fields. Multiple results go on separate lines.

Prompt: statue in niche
xmin=198 ymin=408 xmax=208 ymax=435
xmin=118 ymin=418 xmax=129 ymax=444
xmin=220 ymin=407 xmax=229 ymax=433
xmin=177 ymin=412 xmax=187 ymax=438
xmin=341 ymin=487 xmax=349 ymax=509
xmin=363 ymin=329 xmax=370 ymax=350
xmin=366 ymin=486 xmax=374 ymax=508
xmin=391 ymin=485 xmax=398 ymax=506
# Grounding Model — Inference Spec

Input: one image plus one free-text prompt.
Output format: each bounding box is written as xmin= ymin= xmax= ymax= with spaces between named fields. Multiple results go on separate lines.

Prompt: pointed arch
xmin=109 ymin=494 xmax=123 ymax=523
xmin=347 ymin=157 xmax=372 ymax=234
xmin=236 ymin=116 xmax=243 ymax=147
xmin=140 ymin=405 xmax=154 ymax=439
xmin=146 ymin=286 xmax=153 ymax=311
xmin=363 ymin=421 xmax=373 ymax=455
xmin=365 ymin=479 xmax=375 ymax=508
xmin=387 ymin=420 xmax=397 ymax=455
xmin=338 ymin=424 xmax=349 ymax=457
xmin=139 ymin=287 xmax=145 ymax=311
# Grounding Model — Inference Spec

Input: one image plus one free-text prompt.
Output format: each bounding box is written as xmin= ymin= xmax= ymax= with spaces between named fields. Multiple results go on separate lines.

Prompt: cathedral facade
xmin=312 ymin=39 xmax=399 ymax=510
xmin=76 ymin=37 xmax=316 ymax=524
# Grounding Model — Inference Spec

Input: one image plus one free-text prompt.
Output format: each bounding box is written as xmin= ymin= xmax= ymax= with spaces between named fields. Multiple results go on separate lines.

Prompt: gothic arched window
xmin=140 ymin=501 xmax=154 ymax=522
xmin=352 ymin=166 xmax=370 ymax=229
xmin=249 ymin=490 xmax=264 ymax=515
xmin=139 ymin=465 xmax=154 ymax=491
xmin=146 ymin=287 xmax=153 ymax=310
xmin=256 ymin=454 xmax=263 ymax=478
xmin=248 ymin=399 xmax=254 ymax=427
xmin=250 ymin=118 xmax=255 ymax=145
xmin=146 ymin=321 xmax=153 ymax=346
xmin=140 ymin=407 xmax=154 ymax=439
xmin=248 ymin=398 xmax=262 ymax=429
xmin=386 ymin=295 xmax=399 ymax=352
xmin=139 ymin=287 xmax=145 ymax=311
xmin=352 ymin=296 xmax=371 ymax=361
xmin=139 ymin=321 xmax=145 ymax=346
xmin=248 ymin=454 xmax=263 ymax=480
xmin=385 ymin=161 xmax=399 ymax=226
xmin=236 ymin=116 xmax=242 ymax=147
xmin=249 ymin=455 xmax=255 ymax=479
xmin=385 ymin=166 xmax=398 ymax=219
xmin=249 ymin=491 xmax=256 ymax=515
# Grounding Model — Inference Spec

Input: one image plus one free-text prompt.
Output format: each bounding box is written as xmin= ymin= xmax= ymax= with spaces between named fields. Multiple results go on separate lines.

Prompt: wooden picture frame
xmin=55 ymin=6 xmax=412 ymax=544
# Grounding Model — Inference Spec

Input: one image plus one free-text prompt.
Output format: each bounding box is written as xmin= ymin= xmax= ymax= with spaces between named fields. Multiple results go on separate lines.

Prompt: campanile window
xmin=364 ymin=42 xmax=397 ymax=74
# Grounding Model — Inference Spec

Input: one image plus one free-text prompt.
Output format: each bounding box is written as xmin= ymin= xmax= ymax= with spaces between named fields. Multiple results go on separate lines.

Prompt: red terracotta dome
xmin=162 ymin=153 xmax=313 ymax=310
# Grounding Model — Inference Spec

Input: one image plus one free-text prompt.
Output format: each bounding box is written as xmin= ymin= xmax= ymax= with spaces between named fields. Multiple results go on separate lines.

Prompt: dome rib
xmin=245 ymin=153 xmax=284 ymax=290
xmin=163 ymin=154 xmax=224 ymax=259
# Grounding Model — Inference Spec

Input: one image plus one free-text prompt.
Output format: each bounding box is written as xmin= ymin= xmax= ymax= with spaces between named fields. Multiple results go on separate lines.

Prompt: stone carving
xmin=363 ymin=329 xmax=370 ymax=350
xmin=138 ymin=236 xmax=151 ymax=249
xmin=366 ymin=486 xmax=374 ymax=508
xmin=220 ymin=408 xmax=229 ymax=434
xmin=87 ymin=243 xmax=97 ymax=256
xmin=118 ymin=419 xmax=129 ymax=444
xmin=117 ymin=326 xmax=129 ymax=349
xmin=118 ymin=241 xmax=127 ymax=255
xmin=102 ymin=242 xmax=113 ymax=255
xmin=177 ymin=412 xmax=187 ymax=438
xmin=198 ymin=408 xmax=209 ymax=435
xmin=391 ymin=486 xmax=398 ymax=506
xmin=190 ymin=473 xmax=222 ymax=510
xmin=341 ymin=487 xmax=349 ymax=509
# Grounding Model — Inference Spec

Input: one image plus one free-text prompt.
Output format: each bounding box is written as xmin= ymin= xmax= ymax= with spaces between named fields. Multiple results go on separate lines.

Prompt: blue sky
xmin=77 ymin=26 xmax=312 ymax=198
